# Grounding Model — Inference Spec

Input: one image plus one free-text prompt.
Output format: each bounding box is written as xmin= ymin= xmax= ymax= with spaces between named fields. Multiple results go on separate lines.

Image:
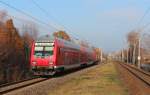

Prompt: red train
xmin=30 ymin=36 xmax=97 ymax=76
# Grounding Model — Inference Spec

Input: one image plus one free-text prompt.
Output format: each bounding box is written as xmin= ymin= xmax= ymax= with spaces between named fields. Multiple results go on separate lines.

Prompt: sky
xmin=0 ymin=0 xmax=150 ymax=52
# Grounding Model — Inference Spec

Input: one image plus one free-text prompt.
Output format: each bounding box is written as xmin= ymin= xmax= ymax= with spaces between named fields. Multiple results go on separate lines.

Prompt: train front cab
xmin=30 ymin=41 xmax=57 ymax=75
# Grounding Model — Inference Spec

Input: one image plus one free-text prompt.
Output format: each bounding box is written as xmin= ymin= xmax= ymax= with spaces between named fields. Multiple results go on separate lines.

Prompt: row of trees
xmin=115 ymin=30 xmax=150 ymax=69
xmin=126 ymin=31 xmax=140 ymax=65
xmin=0 ymin=10 xmax=38 ymax=84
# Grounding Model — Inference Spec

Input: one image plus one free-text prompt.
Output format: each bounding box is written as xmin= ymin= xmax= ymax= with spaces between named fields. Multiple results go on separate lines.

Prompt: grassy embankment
xmin=49 ymin=62 xmax=129 ymax=95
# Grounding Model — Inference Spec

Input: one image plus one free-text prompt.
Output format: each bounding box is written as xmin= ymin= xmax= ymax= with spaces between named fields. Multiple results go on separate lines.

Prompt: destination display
xmin=35 ymin=42 xmax=54 ymax=46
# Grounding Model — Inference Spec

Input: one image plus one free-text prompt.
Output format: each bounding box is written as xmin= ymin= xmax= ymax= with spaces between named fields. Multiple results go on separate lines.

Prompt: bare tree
xmin=142 ymin=33 xmax=150 ymax=51
xmin=127 ymin=31 xmax=139 ymax=46
xmin=0 ymin=10 xmax=8 ymax=23
xmin=22 ymin=21 xmax=39 ymax=41
xmin=127 ymin=31 xmax=140 ymax=64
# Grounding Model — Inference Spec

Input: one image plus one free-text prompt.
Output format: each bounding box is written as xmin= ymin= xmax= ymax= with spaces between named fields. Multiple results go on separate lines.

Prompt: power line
xmin=30 ymin=0 xmax=51 ymax=19
xmin=132 ymin=6 xmax=150 ymax=31
xmin=137 ymin=6 xmax=150 ymax=27
xmin=30 ymin=0 xmax=80 ymax=39
xmin=30 ymin=0 xmax=70 ymax=30
xmin=0 ymin=0 xmax=59 ymax=31
xmin=0 ymin=0 xmax=90 ymax=44
xmin=7 ymin=15 xmax=53 ymax=33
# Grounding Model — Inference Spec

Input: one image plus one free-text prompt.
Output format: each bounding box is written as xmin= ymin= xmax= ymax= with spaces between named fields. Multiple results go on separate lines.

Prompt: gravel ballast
xmin=4 ymin=64 xmax=100 ymax=95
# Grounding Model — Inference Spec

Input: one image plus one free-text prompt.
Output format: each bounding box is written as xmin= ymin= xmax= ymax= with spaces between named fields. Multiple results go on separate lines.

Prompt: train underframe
xmin=31 ymin=61 xmax=98 ymax=76
xmin=31 ymin=66 xmax=57 ymax=76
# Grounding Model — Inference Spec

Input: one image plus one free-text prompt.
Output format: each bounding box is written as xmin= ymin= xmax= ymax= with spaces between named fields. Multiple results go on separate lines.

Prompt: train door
xmin=74 ymin=52 xmax=80 ymax=64
xmin=64 ymin=52 xmax=69 ymax=65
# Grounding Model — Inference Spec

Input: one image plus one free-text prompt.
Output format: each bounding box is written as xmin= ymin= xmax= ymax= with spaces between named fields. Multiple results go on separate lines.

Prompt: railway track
xmin=0 ymin=77 xmax=40 ymax=88
xmin=0 ymin=77 xmax=48 ymax=94
xmin=118 ymin=62 xmax=150 ymax=87
xmin=0 ymin=63 xmax=99 ymax=95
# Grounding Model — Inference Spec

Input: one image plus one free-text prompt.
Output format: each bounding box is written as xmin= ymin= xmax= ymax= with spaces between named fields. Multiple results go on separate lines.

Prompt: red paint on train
xmin=30 ymin=37 xmax=97 ymax=76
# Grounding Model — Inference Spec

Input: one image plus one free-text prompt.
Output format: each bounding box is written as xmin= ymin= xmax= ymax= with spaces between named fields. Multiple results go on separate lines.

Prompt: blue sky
xmin=0 ymin=0 xmax=150 ymax=52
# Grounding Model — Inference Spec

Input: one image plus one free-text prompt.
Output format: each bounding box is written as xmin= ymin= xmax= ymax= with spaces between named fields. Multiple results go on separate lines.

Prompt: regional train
xmin=30 ymin=36 xmax=98 ymax=76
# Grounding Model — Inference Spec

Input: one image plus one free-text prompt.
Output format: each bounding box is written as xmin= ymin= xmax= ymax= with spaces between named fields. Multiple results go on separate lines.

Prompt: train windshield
xmin=34 ymin=42 xmax=54 ymax=57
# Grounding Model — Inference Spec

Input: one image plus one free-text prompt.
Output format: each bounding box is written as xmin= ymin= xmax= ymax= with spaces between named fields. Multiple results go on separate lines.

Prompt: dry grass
xmin=48 ymin=63 xmax=129 ymax=95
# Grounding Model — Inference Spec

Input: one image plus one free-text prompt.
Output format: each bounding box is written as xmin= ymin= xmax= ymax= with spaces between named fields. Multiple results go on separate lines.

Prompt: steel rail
xmin=118 ymin=62 xmax=150 ymax=86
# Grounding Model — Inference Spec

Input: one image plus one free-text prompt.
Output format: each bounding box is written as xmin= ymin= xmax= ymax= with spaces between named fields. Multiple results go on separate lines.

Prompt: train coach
xmin=30 ymin=36 xmax=97 ymax=76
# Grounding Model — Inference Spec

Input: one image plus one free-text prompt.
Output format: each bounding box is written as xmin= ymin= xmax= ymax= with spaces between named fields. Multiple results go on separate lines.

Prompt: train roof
xmin=36 ymin=35 xmax=54 ymax=42
xmin=36 ymin=35 xmax=95 ymax=53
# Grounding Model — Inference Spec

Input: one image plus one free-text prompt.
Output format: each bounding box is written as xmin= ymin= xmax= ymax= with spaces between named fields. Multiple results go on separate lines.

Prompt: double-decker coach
xmin=30 ymin=35 xmax=97 ymax=76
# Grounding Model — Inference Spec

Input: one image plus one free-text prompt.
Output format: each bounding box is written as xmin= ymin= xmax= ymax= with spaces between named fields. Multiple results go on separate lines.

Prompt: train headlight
xmin=32 ymin=61 xmax=37 ymax=65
